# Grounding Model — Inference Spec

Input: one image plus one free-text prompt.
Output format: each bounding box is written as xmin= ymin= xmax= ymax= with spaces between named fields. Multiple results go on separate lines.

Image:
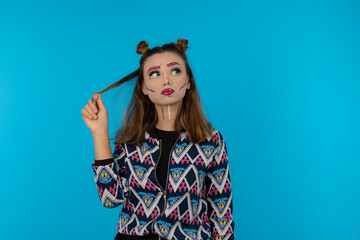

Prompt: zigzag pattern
xmin=92 ymin=129 xmax=235 ymax=240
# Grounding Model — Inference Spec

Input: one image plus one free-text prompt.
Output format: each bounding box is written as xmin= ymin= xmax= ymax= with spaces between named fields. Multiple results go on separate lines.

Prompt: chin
xmin=154 ymin=99 xmax=182 ymax=106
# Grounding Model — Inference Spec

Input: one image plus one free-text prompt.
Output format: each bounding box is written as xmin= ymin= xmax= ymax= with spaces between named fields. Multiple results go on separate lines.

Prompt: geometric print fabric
xmin=92 ymin=127 xmax=235 ymax=240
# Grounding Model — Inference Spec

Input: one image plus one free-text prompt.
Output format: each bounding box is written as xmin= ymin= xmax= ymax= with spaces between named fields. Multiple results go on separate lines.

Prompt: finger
xmin=92 ymin=92 xmax=99 ymax=100
xmin=93 ymin=93 xmax=105 ymax=110
xmin=85 ymin=104 xmax=97 ymax=119
xmin=81 ymin=108 xmax=93 ymax=119
xmin=88 ymin=98 xmax=98 ymax=113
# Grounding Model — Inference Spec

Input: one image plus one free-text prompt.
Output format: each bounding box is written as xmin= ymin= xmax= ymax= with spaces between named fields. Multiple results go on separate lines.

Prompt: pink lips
xmin=161 ymin=88 xmax=174 ymax=95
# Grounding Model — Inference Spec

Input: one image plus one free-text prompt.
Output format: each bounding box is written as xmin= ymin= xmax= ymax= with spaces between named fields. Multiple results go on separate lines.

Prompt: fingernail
xmin=89 ymin=116 xmax=93 ymax=119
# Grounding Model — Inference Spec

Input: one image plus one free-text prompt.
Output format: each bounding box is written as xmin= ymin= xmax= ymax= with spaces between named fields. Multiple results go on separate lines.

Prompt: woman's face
xmin=141 ymin=51 xmax=190 ymax=106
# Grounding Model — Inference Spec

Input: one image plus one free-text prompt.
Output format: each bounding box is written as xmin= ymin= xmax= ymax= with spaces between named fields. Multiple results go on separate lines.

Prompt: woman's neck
xmin=154 ymin=102 xmax=181 ymax=131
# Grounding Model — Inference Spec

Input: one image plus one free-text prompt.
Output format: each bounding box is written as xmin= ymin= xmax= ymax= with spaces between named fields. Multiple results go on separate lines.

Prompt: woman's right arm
xmin=91 ymin=132 xmax=128 ymax=208
xmin=81 ymin=92 xmax=128 ymax=208
xmin=93 ymin=131 xmax=113 ymax=160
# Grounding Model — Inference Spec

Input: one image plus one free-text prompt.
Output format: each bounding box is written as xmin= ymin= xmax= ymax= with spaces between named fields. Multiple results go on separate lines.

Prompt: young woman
xmin=81 ymin=39 xmax=236 ymax=240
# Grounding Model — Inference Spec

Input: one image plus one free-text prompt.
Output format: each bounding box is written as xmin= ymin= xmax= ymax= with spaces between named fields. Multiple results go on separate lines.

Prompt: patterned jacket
xmin=91 ymin=127 xmax=236 ymax=240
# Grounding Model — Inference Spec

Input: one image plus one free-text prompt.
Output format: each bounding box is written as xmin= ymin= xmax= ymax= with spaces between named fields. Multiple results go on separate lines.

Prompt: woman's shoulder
xmin=210 ymin=127 xmax=226 ymax=139
xmin=190 ymin=127 xmax=225 ymax=146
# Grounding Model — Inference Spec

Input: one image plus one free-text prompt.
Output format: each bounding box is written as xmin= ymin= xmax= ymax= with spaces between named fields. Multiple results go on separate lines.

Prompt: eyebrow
xmin=147 ymin=62 xmax=180 ymax=73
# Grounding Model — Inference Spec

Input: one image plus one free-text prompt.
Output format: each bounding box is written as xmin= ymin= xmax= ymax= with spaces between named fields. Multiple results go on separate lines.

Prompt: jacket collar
xmin=147 ymin=126 xmax=187 ymax=139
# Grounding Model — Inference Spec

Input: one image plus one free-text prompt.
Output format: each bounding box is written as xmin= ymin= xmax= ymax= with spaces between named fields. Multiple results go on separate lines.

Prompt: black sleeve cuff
xmin=94 ymin=158 xmax=115 ymax=166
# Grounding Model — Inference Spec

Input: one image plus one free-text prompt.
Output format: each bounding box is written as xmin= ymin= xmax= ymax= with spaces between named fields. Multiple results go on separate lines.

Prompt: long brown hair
xmin=96 ymin=39 xmax=213 ymax=146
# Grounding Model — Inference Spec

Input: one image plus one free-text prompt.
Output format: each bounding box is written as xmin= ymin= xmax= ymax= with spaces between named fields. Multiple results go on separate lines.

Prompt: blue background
xmin=1 ymin=0 xmax=359 ymax=239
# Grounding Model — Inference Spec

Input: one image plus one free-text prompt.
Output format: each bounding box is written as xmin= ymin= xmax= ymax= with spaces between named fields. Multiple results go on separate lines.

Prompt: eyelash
xmin=149 ymin=68 xmax=182 ymax=78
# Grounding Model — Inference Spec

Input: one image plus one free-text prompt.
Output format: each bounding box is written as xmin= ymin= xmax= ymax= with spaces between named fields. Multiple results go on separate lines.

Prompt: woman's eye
xmin=149 ymin=71 xmax=160 ymax=79
xmin=172 ymin=68 xmax=181 ymax=75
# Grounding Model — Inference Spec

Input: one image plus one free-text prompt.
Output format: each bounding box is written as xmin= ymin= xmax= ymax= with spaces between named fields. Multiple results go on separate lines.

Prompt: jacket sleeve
xmin=205 ymin=131 xmax=236 ymax=240
xmin=91 ymin=144 xmax=128 ymax=208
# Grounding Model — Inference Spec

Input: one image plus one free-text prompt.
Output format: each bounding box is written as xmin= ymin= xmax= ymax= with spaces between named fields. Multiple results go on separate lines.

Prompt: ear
xmin=141 ymin=81 xmax=148 ymax=95
xmin=186 ymin=78 xmax=191 ymax=90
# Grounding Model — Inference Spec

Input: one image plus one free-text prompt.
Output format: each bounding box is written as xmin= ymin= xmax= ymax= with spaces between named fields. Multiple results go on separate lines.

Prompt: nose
xmin=163 ymin=72 xmax=172 ymax=85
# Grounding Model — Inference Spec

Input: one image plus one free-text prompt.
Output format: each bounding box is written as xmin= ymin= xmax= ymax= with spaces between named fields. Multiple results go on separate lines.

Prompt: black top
xmin=115 ymin=126 xmax=177 ymax=240
xmin=153 ymin=126 xmax=178 ymax=191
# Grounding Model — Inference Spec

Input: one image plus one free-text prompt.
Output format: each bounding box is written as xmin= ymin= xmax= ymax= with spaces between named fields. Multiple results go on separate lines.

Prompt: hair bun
xmin=174 ymin=39 xmax=189 ymax=53
xmin=136 ymin=41 xmax=149 ymax=55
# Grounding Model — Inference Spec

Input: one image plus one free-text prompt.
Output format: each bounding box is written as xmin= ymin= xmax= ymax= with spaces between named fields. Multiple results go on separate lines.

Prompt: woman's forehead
xmin=144 ymin=52 xmax=184 ymax=67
